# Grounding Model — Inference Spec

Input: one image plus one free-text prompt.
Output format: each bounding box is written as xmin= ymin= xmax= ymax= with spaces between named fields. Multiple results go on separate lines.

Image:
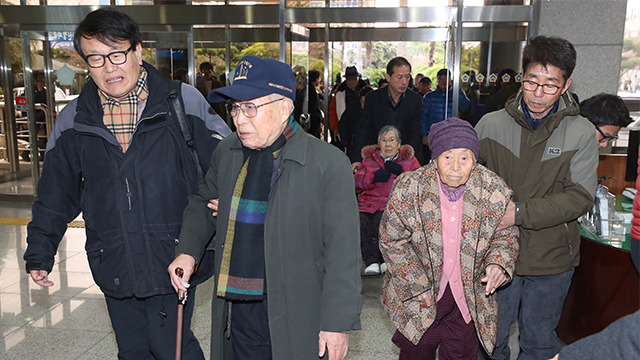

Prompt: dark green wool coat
xmin=177 ymin=128 xmax=362 ymax=359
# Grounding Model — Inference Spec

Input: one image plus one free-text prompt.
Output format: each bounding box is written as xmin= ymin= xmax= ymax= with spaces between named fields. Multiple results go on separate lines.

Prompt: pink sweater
xmin=437 ymin=177 xmax=472 ymax=324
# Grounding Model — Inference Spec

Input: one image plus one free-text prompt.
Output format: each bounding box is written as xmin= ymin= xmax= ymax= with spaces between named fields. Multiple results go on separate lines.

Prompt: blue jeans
xmin=491 ymin=270 xmax=574 ymax=360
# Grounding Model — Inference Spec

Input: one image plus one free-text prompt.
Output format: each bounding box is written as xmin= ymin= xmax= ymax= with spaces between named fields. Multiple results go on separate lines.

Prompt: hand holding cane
xmin=175 ymin=267 xmax=189 ymax=360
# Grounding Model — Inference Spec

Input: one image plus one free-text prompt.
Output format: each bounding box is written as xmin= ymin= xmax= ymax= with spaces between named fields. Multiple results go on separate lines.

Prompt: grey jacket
xmin=476 ymin=91 xmax=598 ymax=275
xmin=177 ymin=127 xmax=362 ymax=359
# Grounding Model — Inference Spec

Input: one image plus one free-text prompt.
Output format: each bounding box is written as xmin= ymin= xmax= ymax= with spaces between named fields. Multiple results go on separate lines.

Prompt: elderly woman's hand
xmin=373 ymin=168 xmax=392 ymax=183
xmin=481 ymin=264 xmax=507 ymax=295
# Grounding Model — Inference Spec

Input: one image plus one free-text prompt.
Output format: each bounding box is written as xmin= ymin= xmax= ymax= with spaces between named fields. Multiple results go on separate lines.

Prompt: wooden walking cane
xmin=175 ymin=267 xmax=188 ymax=360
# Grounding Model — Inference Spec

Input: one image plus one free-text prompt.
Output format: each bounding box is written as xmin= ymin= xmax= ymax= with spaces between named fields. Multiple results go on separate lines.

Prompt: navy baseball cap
xmin=208 ymin=55 xmax=296 ymax=103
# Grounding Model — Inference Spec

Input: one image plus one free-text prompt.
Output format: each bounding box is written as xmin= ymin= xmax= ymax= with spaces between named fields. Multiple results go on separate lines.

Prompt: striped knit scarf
xmin=99 ymin=67 xmax=148 ymax=153
xmin=217 ymin=116 xmax=298 ymax=300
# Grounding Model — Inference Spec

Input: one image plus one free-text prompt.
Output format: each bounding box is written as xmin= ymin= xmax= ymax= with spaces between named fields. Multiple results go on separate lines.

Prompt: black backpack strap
xmin=168 ymin=80 xmax=204 ymax=186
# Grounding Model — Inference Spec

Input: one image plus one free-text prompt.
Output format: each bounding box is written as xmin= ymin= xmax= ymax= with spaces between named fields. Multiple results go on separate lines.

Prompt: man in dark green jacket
xmin=168 ymin=55 xmax=362 ymax=360
xmin=475 ymin=36 xmax=598 ymax=360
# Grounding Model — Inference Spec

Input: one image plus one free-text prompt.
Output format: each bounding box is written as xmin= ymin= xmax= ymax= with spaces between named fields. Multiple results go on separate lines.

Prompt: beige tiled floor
xmin=0 ymin=177 xmax=35 ymax=198
xmin=0 ymin=224 xmax=117 ymax=360
xmin=0 ymin=200 xmax=403 ymax=360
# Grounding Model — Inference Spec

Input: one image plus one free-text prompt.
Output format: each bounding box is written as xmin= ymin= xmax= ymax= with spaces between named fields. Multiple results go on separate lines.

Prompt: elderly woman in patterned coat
xmin=379 ymin=117 xmax=519 ymax=360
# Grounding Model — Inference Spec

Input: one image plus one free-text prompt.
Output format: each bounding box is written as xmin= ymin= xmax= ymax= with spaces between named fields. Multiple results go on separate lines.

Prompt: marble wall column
xmin=532 ymin=0 xmax=628 ymax=100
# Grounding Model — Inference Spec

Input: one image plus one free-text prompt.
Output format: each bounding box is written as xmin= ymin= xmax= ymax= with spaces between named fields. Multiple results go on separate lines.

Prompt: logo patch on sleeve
xmin=547 ymin=147 xmax=561 ymax=155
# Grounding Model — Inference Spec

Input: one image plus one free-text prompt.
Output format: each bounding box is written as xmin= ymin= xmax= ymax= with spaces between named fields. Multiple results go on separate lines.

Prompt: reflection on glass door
xmin=459 ymin=22 xmax=528 ymax=126
xmin=140 ymin=31 xmax=191 ymax=83
xmin=290 ymin=24 xmax=310 ymax=132
xmin=0 ymin=29 xmax=86 ymax=196
xmin=0 ymin=33 xmax=23 ymax=180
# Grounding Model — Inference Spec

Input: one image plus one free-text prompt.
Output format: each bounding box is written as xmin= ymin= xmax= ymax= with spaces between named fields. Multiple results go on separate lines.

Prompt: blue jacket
xmin=24 ymin=63 xmax=230 ymax=299
xmin=421 ymin=86 xmax=470 ymax=137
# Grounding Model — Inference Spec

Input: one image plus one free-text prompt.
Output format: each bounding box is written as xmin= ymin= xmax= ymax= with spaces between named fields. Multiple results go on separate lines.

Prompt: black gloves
xmin=384 ymin=161 xmax=403 ymax=175
xmin=373 ymin=168 xmax=391 ymax=183
xmin=373 ymin=161 xmax=403 ymax=183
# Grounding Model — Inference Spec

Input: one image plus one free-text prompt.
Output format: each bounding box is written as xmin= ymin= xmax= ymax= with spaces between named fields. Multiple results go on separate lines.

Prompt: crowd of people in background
xmin=174 ymin=51 xmax=548 ymax=150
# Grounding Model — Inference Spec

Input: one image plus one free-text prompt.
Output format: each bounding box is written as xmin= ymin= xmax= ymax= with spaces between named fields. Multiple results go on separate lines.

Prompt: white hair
xmin=268 ymin=93 xmax=294 ymax=115
xmin=377 ymin=125 xmax=401 ymax=143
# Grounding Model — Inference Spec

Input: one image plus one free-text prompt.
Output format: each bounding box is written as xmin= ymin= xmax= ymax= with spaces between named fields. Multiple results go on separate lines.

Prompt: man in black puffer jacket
xmin=23 ymin=8 xmax=230 ymax=360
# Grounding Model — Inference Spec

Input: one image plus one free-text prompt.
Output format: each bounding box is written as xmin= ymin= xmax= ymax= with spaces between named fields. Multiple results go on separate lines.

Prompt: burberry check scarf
xmin=217 ymin=116 xmax=298 ymax=300
xmin=99 ymin=67 xmax=149 ymax=153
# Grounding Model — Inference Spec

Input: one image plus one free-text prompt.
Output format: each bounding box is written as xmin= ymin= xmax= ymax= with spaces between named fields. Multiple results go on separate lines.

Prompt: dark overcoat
xmin=351 ymin=87 xmax=422 ymax=163
xmin=177 ymin=127 xmax=363 ymax=359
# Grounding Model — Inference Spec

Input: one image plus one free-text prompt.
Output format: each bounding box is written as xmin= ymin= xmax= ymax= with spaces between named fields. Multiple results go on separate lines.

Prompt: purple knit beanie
xmin=427 ymin=117 xmax=479 ymax=160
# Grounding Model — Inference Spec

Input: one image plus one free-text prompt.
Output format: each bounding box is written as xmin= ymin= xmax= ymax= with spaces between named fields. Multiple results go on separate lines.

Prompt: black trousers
xmin=104 ymin=288 xmax=204 ymax=360
xmin=360 ymin=211 xmax=384 ymax=266
xmin=230 ymin=297 xmax=272 ymax=360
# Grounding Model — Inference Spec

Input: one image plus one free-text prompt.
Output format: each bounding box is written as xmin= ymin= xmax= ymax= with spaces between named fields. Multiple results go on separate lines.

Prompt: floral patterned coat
xmin=379 ymin=162 xmax=519 ymax=355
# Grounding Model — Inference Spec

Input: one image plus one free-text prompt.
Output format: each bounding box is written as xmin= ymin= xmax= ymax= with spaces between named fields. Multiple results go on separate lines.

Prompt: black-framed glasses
xmin=596 ymin=126 xmax=619 ymax=144
xmin=225 ymin=98 xmax=284 ymax=118
xmin=521 ymin=79 xmax=562 ymax=95
xmin=84 ymin=46 xmax=134 ymax=68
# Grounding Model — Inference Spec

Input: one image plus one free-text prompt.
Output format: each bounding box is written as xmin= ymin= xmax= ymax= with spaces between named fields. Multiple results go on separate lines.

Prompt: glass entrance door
xmin=457 ymin=21 xmax=529 ymax=126
xmin=0 ymin=28 xmax=72 ymax=197
xmin=0 ymin=30 xmax=23 ymax=185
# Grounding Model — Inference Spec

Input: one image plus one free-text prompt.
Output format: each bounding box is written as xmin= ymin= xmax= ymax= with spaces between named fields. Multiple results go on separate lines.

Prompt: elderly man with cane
xmin=169 ymin=55 xmax=362 ymax=360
